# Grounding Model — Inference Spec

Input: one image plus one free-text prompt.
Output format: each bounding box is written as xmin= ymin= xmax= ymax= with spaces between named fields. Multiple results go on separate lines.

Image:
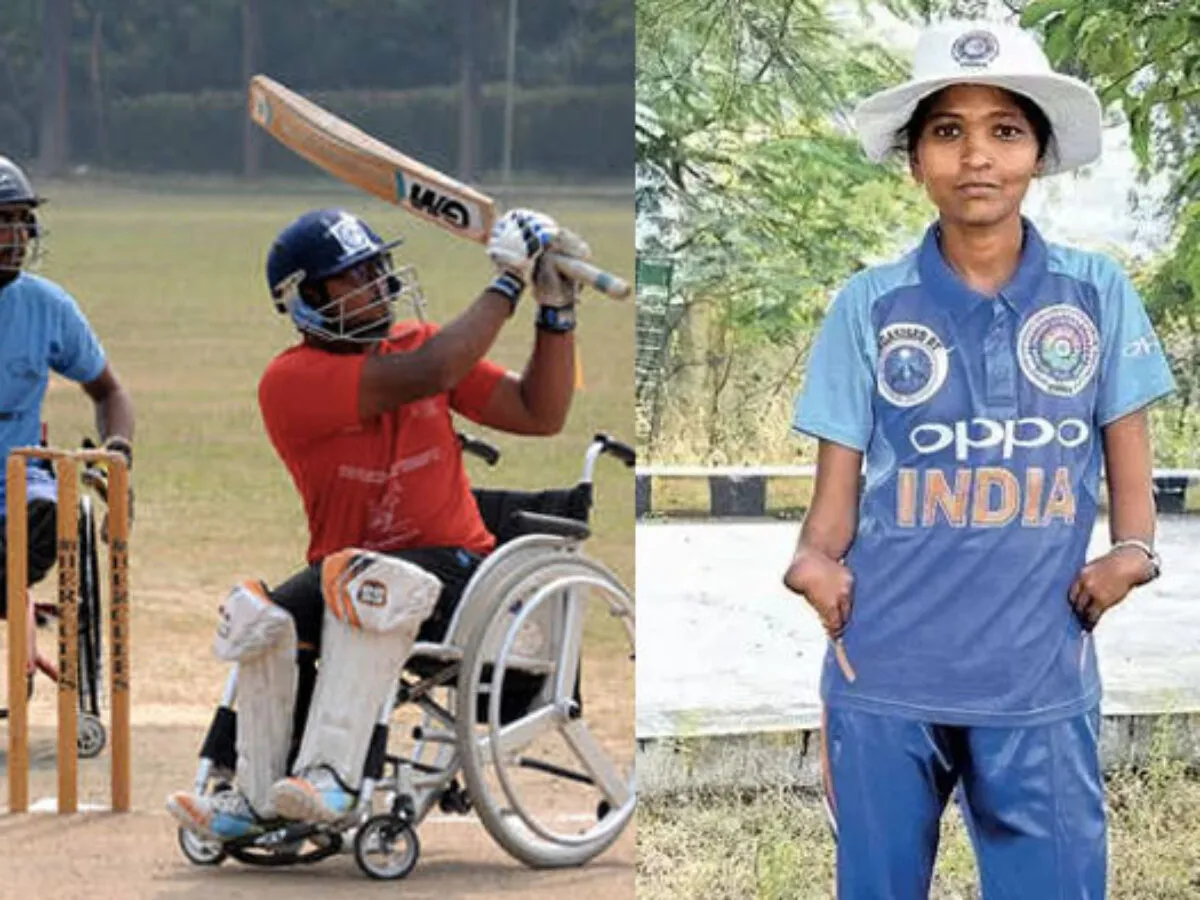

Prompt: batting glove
xmin=486 ymin=209 xmax=558 ymax=307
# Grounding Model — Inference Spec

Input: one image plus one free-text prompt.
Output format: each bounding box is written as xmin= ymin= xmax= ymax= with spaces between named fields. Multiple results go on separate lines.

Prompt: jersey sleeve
xmin=48 ymin=287 xmax=106 ymax=383
xmin=409 ymin=321 xmax=506 ymax=422
xmin=1094 ymin=255 xmax=1176 ymax=426
xmin=791 ymin=276 xmax=876 ymax=451
xmin=258 ymin=349 xmax=365 ymax=445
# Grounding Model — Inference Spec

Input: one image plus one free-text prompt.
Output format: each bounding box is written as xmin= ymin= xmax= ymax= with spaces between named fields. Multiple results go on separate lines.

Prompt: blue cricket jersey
xmin=0 ymin=272 xmax=107 ymax=509
xmin=793 ymin=219 xmax=1176 ymax=726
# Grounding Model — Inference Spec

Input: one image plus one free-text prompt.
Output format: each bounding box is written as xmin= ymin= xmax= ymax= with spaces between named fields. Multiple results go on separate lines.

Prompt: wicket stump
xmin=5 ymin=447 xmax=130 ymax=814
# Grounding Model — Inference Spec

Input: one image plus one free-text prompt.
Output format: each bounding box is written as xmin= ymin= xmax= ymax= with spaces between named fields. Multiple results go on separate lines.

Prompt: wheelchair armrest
xmin=509 ymin=511 xmax=591 ymax=541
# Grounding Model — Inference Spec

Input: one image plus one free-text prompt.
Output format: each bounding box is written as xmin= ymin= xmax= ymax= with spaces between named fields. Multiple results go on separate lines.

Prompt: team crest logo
xmin=877 ymin=323 xmax=949 ymax=407
xmin=357 ymin=579 xmax=388 ymax=608
xmin=329 ymin=215 xmax=372 ymax=256
xmin=951 ymin=30 xmax=999 ymax=68
xmin=1018 ymin=305 xmax=1100 ymax=397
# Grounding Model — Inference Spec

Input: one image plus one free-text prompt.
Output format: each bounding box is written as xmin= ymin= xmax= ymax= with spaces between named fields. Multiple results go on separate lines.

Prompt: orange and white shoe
xmin=166 ymin=788 xmax=265 ymax=841
xmin=269 ymin=766 xmax=357 ymax=823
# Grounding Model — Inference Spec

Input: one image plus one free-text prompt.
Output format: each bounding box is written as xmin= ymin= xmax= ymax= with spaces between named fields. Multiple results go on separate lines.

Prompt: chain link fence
xmin=635 ymin=256 xmax=681 ymax=445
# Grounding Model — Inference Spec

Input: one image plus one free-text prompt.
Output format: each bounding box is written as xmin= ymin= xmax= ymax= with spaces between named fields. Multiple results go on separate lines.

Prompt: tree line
xmin=0 ymin=0 xmax=634 ymax=178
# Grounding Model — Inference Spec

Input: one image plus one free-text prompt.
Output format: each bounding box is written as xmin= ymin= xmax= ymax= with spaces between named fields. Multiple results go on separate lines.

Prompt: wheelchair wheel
xmin=77 ymin=713 xmax=107 ymax=759
xmin=178 ymin=826 xmax=227 ymax=866
xmin=456 ymin=553 xmax=635 ymax=869
xmin=354 ymin=814 xmax=420 ymax=880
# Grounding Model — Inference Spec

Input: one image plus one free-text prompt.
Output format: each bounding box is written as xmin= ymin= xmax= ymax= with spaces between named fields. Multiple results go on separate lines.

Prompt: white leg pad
xmin=213 ymin=581 xmax=297 ymax=817
xmin=293 ymin=550 xmax=442 ymax=789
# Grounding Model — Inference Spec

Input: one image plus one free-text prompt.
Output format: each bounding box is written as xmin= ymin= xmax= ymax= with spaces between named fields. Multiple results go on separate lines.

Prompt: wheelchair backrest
xmin=472 ymin=483 xmax=592 ymax=547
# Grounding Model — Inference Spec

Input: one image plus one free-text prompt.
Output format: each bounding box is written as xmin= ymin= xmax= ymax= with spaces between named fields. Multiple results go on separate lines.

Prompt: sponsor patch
xmin=877 ymin=322 xmax=949 ymax=407
xmin=357 ymin=579 xmax=388 ymax=608
xmin=1018 ymin=305 xmax=1100 ymax=397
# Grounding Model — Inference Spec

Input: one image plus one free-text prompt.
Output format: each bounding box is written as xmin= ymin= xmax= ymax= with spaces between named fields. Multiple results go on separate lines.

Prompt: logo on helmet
xmin=951 ymin=30 xmax=1000 ymax=68
xmin=329 ymin=215 xmax=374 ymax=258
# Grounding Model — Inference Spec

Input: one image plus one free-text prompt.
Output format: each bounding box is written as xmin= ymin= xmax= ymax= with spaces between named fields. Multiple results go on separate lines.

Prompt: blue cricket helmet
xmin=265 ymin=208 xmax=421 ymax=341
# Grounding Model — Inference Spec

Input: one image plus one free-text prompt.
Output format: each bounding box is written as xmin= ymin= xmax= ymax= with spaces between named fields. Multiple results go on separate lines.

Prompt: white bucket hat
xmin=854 ymin=20 xmax=1103 ymax=175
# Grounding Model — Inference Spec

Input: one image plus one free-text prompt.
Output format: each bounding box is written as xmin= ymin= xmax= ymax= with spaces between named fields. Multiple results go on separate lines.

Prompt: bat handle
xmin=549 ymin=253 xmax=630 ymax=300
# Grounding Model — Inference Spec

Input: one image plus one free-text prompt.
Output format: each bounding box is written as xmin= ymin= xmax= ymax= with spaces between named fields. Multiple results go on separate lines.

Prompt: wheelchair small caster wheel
xmin=78 ymin=714 xmax=107 ymax=759
xmin=178 ymin=826 xmax=227 ymax=866
xmin=354 ymin=814 xmax=420 ymax=880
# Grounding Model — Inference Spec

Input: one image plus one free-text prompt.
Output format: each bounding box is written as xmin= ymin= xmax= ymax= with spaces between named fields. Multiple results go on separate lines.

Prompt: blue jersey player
xmin=0 ymin=156 xmax=135 ymax=689
xmin=785 ymin=21 xmax=1174 ymax=900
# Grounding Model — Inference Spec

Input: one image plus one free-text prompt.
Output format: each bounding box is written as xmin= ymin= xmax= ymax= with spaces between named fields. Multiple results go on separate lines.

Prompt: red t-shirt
xmin=258 ymin=321 xmax=506 ymax=564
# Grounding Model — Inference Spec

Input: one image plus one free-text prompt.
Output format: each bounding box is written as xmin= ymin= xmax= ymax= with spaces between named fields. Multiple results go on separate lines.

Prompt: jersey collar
xmin=917 ymin=216 xmax=1048 ymax=319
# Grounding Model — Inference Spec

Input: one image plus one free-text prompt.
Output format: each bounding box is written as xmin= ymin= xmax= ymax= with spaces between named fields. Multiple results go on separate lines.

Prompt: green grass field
xmin=638 ymin=757 xmax=1200 ymax=899
xmin=28 ymin=177 xmax=633 ymax=710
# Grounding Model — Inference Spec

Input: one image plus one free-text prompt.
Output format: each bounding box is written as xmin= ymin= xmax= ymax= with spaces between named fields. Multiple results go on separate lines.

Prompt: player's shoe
xmin=270 ymin=766 xmax=357 ymax=823
xmin=166 ymin=787 xmax=266 ymax=841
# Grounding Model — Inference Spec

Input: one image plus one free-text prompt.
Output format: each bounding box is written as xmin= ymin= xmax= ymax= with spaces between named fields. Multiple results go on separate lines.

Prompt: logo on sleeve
xmin=877 ymin=323 xmax=949 ymax=407
xmin=1018 ymin=305 xmax=1100 ymax=397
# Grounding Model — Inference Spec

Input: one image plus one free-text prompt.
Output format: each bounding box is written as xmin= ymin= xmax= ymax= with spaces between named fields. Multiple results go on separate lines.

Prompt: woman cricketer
xmin=784 ymin=20 xmax=1176 ymax=899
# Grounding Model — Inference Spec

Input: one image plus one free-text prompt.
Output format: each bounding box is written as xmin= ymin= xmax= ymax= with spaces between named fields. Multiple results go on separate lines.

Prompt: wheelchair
xmin=177 ymin=433 xmax=637 ymax=880
xmin=0 ymin=441 xmax=110 ymax=761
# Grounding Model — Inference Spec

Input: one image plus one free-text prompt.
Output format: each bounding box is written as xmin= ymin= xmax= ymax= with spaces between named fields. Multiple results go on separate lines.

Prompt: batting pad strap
xmin=319 ymin=550 xmax=443 ymax=633
xmin=212 ymin=581 xmax=297 ymax=817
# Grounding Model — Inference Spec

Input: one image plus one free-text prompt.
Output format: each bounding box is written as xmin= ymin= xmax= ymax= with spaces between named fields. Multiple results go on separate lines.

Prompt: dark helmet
xmin=0 ymin=156 xmax=44 ymax=273
xmin=0 ymin=156 xmax=42 ymax=209
xmin=266 ymin=208 xmax=421 ymax=341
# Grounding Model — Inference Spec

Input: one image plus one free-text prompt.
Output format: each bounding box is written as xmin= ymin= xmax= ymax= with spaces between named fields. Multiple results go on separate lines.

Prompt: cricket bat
xmin=247 ymin=74 xmax=630 ymax=301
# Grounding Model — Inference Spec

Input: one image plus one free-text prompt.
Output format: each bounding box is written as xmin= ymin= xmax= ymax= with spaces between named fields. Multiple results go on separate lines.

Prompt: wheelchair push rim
xmin=457 ymin=557 xmax=635 ymax=868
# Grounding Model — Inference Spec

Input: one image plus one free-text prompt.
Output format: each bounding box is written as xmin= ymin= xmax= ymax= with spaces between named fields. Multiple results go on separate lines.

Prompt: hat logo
xmin=951 ymin=30 xmax=999 ymax=68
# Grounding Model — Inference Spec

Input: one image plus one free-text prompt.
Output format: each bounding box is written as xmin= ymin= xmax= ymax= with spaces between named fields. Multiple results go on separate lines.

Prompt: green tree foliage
xmin=1018 ymin=0 xmax=1200 ymax=408
xmin=637 ymin=0 xmax=929 ymax=458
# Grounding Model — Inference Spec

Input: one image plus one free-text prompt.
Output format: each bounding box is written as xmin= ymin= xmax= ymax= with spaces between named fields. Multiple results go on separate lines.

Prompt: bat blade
xmin=249 ymin=75 xmax=494 ymax=242
xmin=248 ymin=74 xmax=630 ymax=299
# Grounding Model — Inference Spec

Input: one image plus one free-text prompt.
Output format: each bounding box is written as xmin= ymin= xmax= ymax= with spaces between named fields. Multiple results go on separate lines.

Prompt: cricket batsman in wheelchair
xmin=167 ymin=204 xmax=586 ymax=841
xmin=0 ymin=155 xmax=135 ymax=701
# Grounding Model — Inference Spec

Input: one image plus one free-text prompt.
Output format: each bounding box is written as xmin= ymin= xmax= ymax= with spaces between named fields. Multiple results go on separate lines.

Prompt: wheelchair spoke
xmin=479 ymin=703 xmax=560 ymax=760
xmin=560 ymin=719 xmax=632 ymax=808
xmin=552 ymin=594 xmax=585 ymax=704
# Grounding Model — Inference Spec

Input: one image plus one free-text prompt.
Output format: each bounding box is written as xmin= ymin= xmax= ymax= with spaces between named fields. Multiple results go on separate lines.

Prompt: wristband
xmin=103 ymin=436 xmax=133 ymax=470
xmin=487 ymin=272 xmax=525 ymax=311
xmin=535 ymin=304 xmax=576 ymax=333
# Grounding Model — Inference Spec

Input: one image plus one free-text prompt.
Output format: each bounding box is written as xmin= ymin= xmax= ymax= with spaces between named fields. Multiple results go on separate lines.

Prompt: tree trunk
xmin=242 ymin=0 xmax=262 ymax=179
xmin=457 ymin=0 xmax=483 ymax=183
xmin=89 ymin=10 xmax=106 ymax=165
xmin=38 ymin=0 xmax=70 ymax=176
